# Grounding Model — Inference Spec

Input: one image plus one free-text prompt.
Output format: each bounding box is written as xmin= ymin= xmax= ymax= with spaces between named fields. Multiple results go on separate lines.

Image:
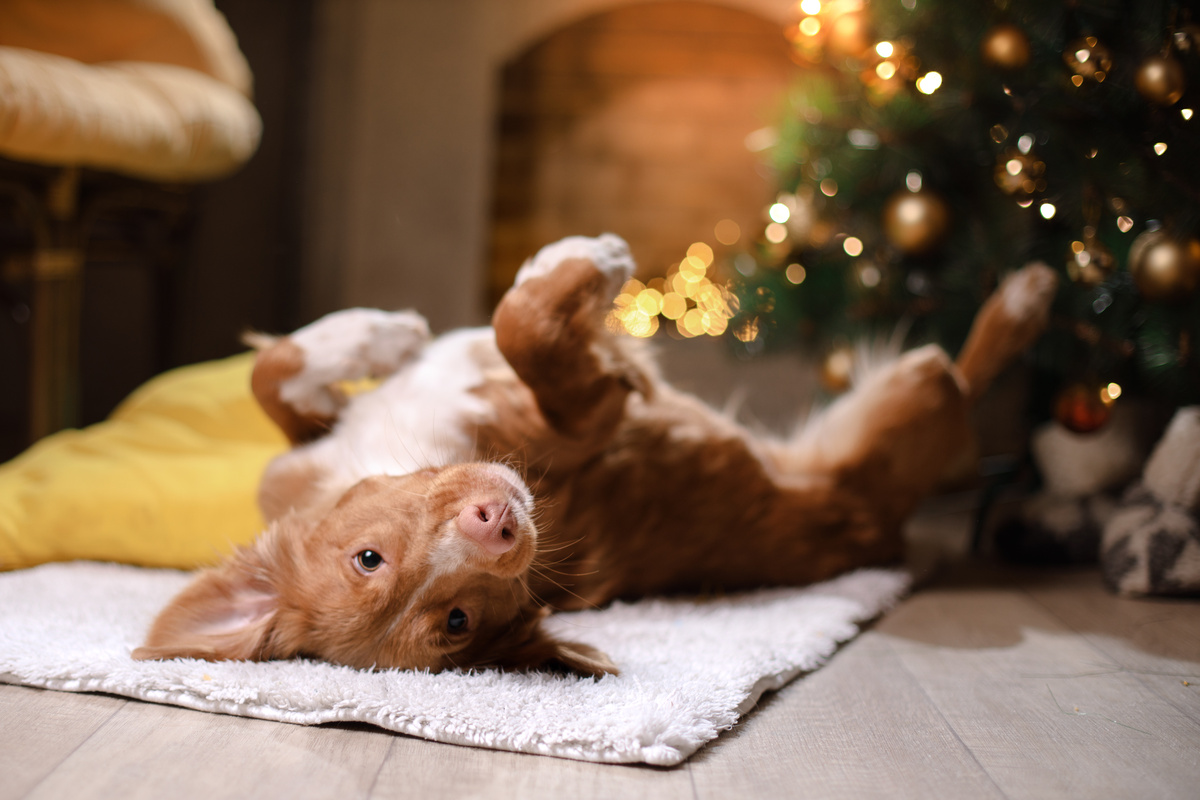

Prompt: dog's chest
xmin=328 ymin=328 xmax=519 ymax=478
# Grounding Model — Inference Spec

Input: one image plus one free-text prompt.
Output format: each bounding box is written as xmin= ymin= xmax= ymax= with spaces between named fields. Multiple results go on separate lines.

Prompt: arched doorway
xmin=488 ymin=1 xmax=796 ymax=307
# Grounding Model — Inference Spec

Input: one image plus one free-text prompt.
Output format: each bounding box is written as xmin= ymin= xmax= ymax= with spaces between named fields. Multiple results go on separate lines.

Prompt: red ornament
xmin=1054 ymin=383 xmax=1113 ymax=434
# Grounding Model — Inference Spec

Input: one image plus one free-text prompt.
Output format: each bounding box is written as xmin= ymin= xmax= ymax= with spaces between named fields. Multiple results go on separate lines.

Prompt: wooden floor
xmin=2 ymin=559 xmax=1198 ymax=799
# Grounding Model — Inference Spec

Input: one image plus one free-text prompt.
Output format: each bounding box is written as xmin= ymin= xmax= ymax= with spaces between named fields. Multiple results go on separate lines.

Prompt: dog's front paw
xmin=280 ymin=308 xmax=430 ymax=416
xmin=514 ymin=234 xmax=635 ymax=298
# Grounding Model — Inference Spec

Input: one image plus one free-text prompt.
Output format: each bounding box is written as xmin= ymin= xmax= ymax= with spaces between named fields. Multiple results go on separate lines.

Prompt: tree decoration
xmin=1127 ymin=229 xmax=1200 ymax=302
xmin=1063 ymin=37 xmax=1112 ymax=83
xmin=1136 ymin=53 xmax=1186 ymax=105
xmin=993 ymin=149 xmax=1045 ymax=197
xmin=1054 ymin=381 xmax=1116 ymax=434
xmin=981 ymin=23 xmax=1031 ymax=70
xmin=1066 ymin=231 xmax=1116 ymax=286
xmin=883 ymin=189 xmax=950 ymax=254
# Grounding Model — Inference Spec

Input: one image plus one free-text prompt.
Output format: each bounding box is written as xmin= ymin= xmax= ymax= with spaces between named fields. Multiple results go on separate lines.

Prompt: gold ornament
xmin=819 ymin=345 xmax=855 ymax=393
xmin=1063 ymin=37 xmax=1112 ymax=83
xmin=981 ymin=23 xmax=1031 ymax=70
xmin=993 ymin=149 xmax=1045 ymax=197
xmin=1066 ymin=230 xmax=1116 ymax=285
xmin=1128 ymin=229 xmax=1200 ymax=302
xmin=1136 ymin=54 xmax=1186 ymax=105
xmin=827 ymin=10 xmax=874 ymax=60
xmin=1054 ymin=382 xmax=1114 ymax=434
xmin=883 ymin=189 xmax=950 ymax=254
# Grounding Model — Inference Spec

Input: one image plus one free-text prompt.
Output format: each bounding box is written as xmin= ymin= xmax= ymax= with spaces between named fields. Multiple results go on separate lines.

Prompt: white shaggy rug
xmin=0 ymin=562 xmax=907 ymax=765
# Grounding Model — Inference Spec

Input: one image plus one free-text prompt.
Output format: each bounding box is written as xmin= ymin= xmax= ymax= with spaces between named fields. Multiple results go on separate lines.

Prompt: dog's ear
xmin=495 ymin=622 xmax=619 ymax=678
xmin=132 ymin=540 xmax=282 ymax=663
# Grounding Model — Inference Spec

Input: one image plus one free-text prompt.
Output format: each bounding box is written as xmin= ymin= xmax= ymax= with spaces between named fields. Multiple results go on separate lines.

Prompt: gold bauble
xmin=993 ymin=149 xmax=1045 ymax=197
xmin=819 ymin=345 xmax=855 ymax=393
xmin=826 ymin=10 xmax=873 ymax=60
xmin=1128 ymin=229 xmax=1200 ymax=302
xmin=883 ymin=190 xmax=950 ymax=255
xmin=1063 ymin=37 xmax=1112 ymax=81
xmin=981 ymin=23 xmax=1031 ymax=70
xmin=1066 ymin=235 xmax=1116 ymax=286
xmin=1136 ymin=54 xmax=1186 ymax=105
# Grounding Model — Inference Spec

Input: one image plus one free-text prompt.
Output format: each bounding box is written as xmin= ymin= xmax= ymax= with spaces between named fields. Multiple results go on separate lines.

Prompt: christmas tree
xmin=707 ymin=0 xmax=1199 ymax=432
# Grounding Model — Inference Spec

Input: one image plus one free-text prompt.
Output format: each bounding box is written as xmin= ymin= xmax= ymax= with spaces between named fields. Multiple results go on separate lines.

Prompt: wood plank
xmin=0 ymin=684 xmax=127 ymax=800
xmin=879 ymin=576 xmax=1200 ymax=800
xmin=369 ymin=735 xmax=692 ymax=800
xmin=22 ymin=701 xmax=392 ymax=800
xmin=1024 ymin=569 xmax=1200 ymax=725
xmin=686 ymin=632 xmax=1006 ymax=800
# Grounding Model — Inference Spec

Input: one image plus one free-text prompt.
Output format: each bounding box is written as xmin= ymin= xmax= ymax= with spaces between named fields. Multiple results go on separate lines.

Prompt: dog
xmin=134 ymin=235 xmax=1057 ymax=677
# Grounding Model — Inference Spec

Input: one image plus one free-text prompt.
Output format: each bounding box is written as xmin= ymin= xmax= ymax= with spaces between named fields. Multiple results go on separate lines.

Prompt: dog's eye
xmin=447 ymin=607 xmax=468 ymax=633
xmin=355 ymin=550 xmax=384 ymax=571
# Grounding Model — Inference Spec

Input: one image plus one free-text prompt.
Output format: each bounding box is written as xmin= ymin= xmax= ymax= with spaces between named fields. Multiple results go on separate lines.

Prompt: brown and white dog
xmin=134 ymin=235 xmax=1056 ymax=677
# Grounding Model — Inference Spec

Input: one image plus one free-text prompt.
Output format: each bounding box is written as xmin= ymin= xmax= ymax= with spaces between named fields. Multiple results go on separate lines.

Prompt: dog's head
xmin=133 ymin=463 xmax=617 ymax=678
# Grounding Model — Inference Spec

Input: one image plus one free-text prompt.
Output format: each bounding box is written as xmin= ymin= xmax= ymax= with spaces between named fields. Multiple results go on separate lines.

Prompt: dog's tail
xmin=955 ymin=262 xmax=1058 ymax=404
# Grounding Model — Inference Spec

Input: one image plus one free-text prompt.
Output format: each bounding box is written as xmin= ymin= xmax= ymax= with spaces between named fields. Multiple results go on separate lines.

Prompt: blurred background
xmin=1 ymin=0 xmax=1197 ymax=476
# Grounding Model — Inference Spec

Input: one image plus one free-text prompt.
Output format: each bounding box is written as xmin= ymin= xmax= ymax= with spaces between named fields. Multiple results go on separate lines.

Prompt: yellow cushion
xmin=0 ymin=353 xmax=287 ymax=571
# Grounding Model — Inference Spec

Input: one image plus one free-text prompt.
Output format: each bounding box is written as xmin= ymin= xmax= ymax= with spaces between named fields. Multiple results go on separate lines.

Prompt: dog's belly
xmin=319 ymin=327 xmax=511 ymax=485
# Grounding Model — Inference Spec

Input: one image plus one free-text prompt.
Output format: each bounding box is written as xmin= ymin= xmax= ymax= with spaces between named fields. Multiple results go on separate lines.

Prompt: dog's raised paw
xmin=281 ymin=309 xmax=431 ymax=416
xmin=515 ymin=234 xmax=635 ymax=298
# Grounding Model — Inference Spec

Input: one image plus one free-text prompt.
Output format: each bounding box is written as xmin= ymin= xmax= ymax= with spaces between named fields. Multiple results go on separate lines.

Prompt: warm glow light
xmin=1006 ymin=158 xmax=1023 ymax=176
xmin=859 ymin=264 xmax=881 ymax=287
xmin=905 ymin=171 xmax=923 ymax=192
xmin=1154 ymin=142 xmax=1168 ymax=155
xmin=799 ymin=16 xmax=821 ymax=36
xmin=916 ymin=71 xmax=942 ymax=94
xmin=765 ymin=222 xmax=788 ymax=243
xmin=1183 ymin=108 xmax=1195 ymax=121
xmin=1018 ymin=134 xmax=1034 ymax=154
xmin=714 ymin=219 xmax=741 ymax=245
xmin=1039 ymin=202 xmax=1057 ymax=219
xmin=1016 ymin=197 xmax=1034 ymax=208
xmin=679 ymin=256 xmax=707 ymax=281
xmin=733 ymin=316 xmax=760 ymax=343
xmin=687 ymin=241 xmax=714 ymax=266
xmin=661 ymin=292 xmax=686 ymax=320
xmin=1070 ymin=240 xmax=1085 ymax=254
xmin=621 ymin=278 xmax=646 ymax=296
xmin=636 ymin=288 xmax=663 ymax=316
xmin=819 ymin=178 xmax=838 ymax=197
xmin=876 ymin=41 xmax=894 ymax=58
xmin=843 ymin=236 xmax=864 ymax=257
xmin=769 ymin=203 xmax=791 ymax=223
xmin=875 ymin=61 xmax=897 ymax=80
xmin=800 ymin=0 xmax=821 ymax=14
xmin=785 ymin=263 xmax=807 ymax=284
xmin=1071 ymin=75 xmax=1084 ymax=87
xmin=1117 ymin=215 xmax=1133 ymax=232
xmin=1101 ymin=382 xmax=1123 ymax=403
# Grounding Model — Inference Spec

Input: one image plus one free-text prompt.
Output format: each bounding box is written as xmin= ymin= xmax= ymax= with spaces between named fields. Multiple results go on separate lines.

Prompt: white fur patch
xmin=280 ymin=309 xmax=431 ymax=417
xmin=514 ymin=234 xmax=635 ymax=299
xmin=315 ymin=328 xmax=504 ymax=491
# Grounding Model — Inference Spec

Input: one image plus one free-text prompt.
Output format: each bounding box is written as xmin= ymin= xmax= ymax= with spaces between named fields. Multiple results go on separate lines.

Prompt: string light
xmin=1039 ymin=202 xmax=1057 ymax=219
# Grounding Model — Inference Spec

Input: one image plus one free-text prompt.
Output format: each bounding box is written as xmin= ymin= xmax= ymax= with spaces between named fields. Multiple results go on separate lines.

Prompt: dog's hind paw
xmin=281 ymin=309 xmax=430 ymax=417
xmin=515 ymin=234 xmax=635 ymax=298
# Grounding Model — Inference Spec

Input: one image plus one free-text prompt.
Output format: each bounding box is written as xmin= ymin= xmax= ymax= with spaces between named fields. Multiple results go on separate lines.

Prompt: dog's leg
xmin=492 ymin=235 xmax=652 ymax=440
xmin=250 ymin=309 xmax=431 ymax=444
xmin=776 ymin=263 xmax=1058 ymax=525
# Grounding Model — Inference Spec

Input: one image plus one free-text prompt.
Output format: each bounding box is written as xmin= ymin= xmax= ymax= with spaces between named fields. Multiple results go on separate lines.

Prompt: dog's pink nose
xmin=456 ymin=501 xmax=517 ymax=555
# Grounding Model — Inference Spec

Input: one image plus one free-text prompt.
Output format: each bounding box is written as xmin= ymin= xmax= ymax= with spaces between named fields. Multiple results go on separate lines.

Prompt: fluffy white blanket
xmin=0 ymin=562 xmax=907 ymax=765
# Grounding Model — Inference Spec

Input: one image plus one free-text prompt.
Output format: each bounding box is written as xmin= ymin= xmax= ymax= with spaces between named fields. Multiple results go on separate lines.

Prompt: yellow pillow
xmin=0 ymin=353 xmax=287 ymax=571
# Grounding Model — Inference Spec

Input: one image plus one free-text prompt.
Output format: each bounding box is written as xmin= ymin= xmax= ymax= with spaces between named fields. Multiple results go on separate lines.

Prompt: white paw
xmin=999 ymin=261 xmax=1058 ymax=323
xmin=514 ymin=234 xmax=635 ymax=298
xmin=280 ymin=309 xmax=430 ymax=417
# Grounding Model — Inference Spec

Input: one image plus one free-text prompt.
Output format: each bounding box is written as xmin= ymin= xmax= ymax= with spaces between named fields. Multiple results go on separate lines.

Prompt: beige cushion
xmin=0 ymin=47 xmax=261 ymax=181
xmin=0 ymin=0 xmax=252 ymax=96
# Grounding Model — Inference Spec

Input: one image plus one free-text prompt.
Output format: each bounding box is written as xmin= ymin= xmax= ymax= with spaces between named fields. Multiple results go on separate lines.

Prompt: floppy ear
xmin=496 ymin=624 xmax=619 ymax=678
xmin=132 ymin=549 xmax=280 ymax=663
